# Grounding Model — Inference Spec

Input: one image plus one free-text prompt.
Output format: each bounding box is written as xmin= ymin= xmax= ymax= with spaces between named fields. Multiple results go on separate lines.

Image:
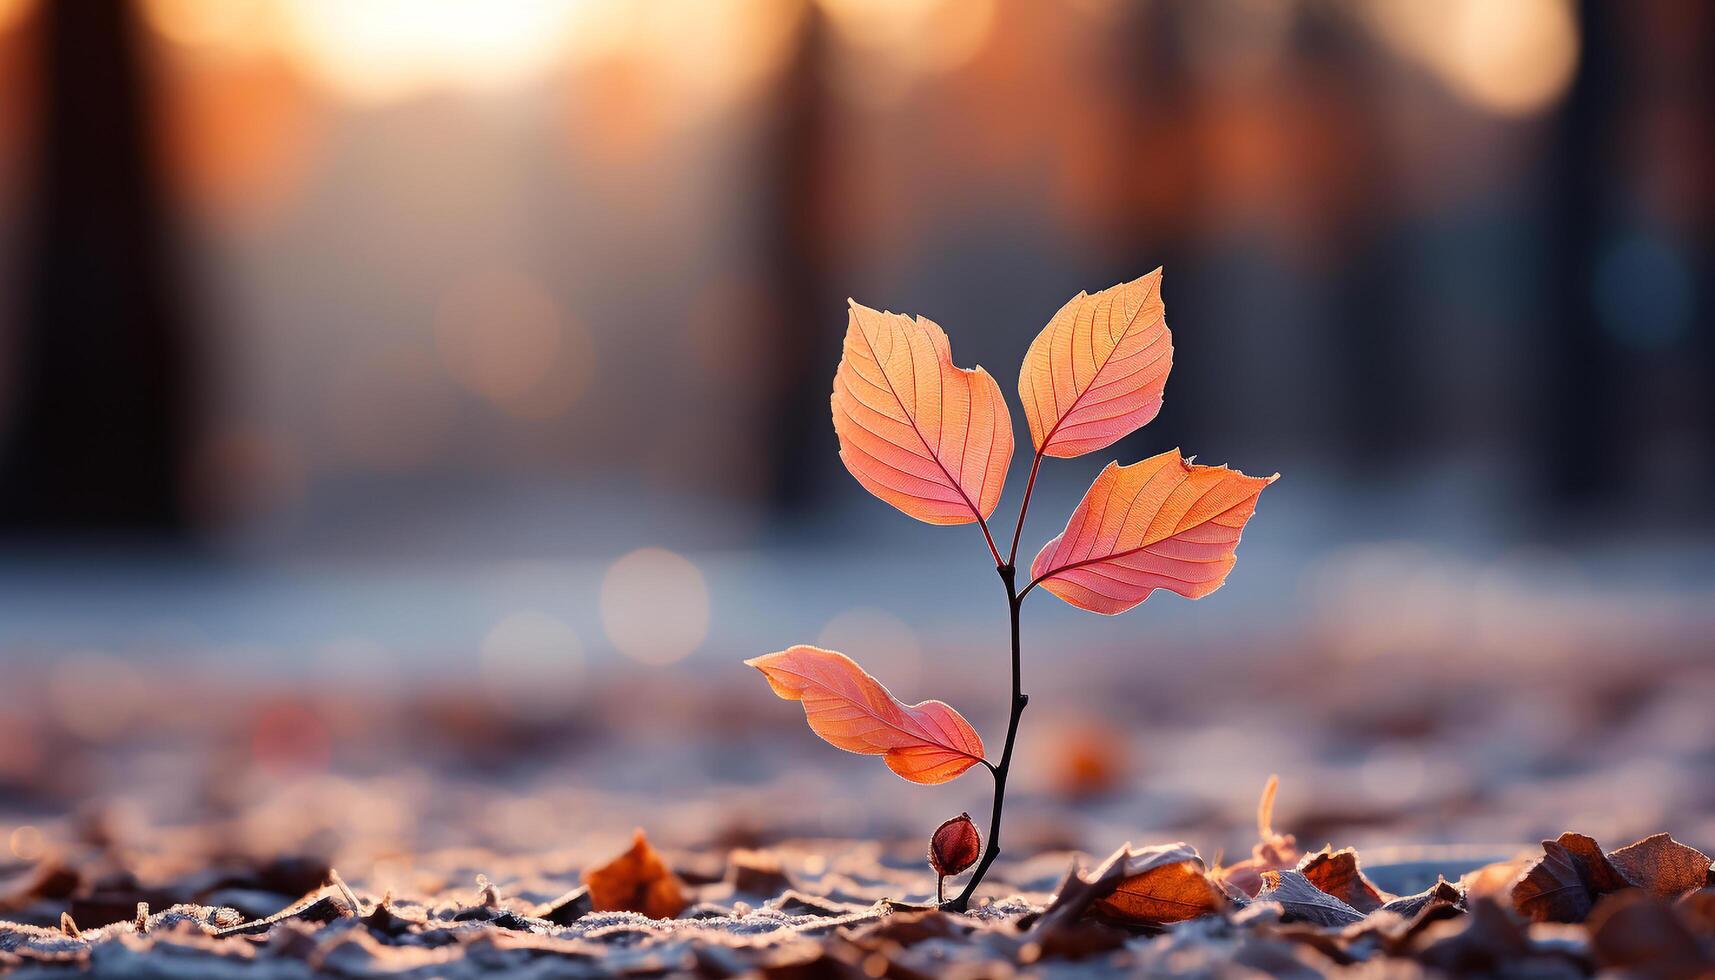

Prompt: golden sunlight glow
xmin=278 ymin=0 xmax=579 ymax=104
xmin=820 ymin=0 xmax=994 ymax=72
xmin=820 ymin=0 xmax=996 ymax=107
xmin=142 ymin=0 xmax=282 ymax=56
xmin=146 ymin=0 xmax=581 ymax=104
xmin=143 ymin=0 xmax=796 ymax=108
xmin=1362 ymin=0 xmax=1578 ymax=117
xmin=600 ymin=548 xmax=709 ymax=666
xmin=0 ymin=0 xmax=32 ymax=35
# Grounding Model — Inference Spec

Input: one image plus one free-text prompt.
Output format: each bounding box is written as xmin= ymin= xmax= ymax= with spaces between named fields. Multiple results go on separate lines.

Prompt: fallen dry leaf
xmin=832 ymin=300 xmax=1012 ymax=526
xmin=584 ymin=829 xmax=688 ymax=919
xmin=1513 ymin=841 xmax=1596 ymax=923
xmin=1512 ymin=832 xmax=1628 ymax=923
xmin=745 ymin=645 xmax=985 ymax=784
xmin=724 ymin=849 xmax=794 ymax=896
xmin=1094 ymin=851 xmax=1225 ymax=926
xmin=1030 ymin=450 xmax=1276 ymax=614
xmin=1255 ymin=870 xmax=1366 ymax=927
xmin=1297 ymin=847 xmax=1386 ymax=913
xmin=1380 ymin=878 xmax=1463 ymax=920
xmin=1035 ymin=842 xmax=1223 ymax=934
xmin=1018 ymin=269 xmax=1173 ymax=459
xmin=1556 ymin=832 xmax=1629 ymax=892
xmin=1606 ymin=833 xmax=1713 ymax=901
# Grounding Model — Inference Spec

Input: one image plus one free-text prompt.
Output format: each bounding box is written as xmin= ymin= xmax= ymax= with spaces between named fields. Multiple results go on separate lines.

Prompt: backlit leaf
xmin=1034 ymin=842 xmax=1223 ymax=934
xmin=1606 ymin=833 xmax=1712 ymax=901
xmin=584 ymin=829 xmax=687 ymax=920
xmin=1514 ymin=838 xmax=1601 ymax=923
xmin=1092 ymin=844 xmax=1225 ymax=925
xmin=832 ymin=301 xmax=1013 ymax=525
xmin=745 ymin=645 xmax=985 ymax=784
xmin=1019 ymin=269 xmax=1172 ymax=458
xmin=1030 ymin=449 xmax=1276 ymax=615
xmin=1298 ymin=846 xmax=1387 ymax=913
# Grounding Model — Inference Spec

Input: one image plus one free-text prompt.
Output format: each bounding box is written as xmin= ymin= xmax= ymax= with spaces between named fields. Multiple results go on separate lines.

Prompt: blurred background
xmin=0 ymin=0 xmax=1712 ymax=900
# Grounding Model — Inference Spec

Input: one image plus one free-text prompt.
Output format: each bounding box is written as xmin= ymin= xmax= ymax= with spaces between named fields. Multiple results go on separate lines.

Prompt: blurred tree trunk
xmin=0 ymin=0 xmax=199 ymax=534
xmin=758 ymin=0 xmax=837 ymax=514
xmin=1540 ymin=0 xmax=1618 ymax=504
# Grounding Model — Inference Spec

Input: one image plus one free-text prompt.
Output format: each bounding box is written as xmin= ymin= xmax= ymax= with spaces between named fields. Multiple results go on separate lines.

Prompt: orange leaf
xmin=584 ymin=829 xmax=688 ymax=919
xmin=1093 ymin=847 xmax=1225 ymax=925
xmin=745 ymin=645 xmax=985 ymax=784
xmin=1019 ymin=269 xmax=1172 ymax=459
xmin=1034 ymin=842 xmax=1223 ymax=932
xmin=1030 ymin=449 xmax=1276 ymax=615
xmin=832 ymin=301 xmax=1013 ymax=526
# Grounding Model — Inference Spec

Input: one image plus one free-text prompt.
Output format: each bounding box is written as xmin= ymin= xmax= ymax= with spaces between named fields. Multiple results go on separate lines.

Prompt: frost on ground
xmin=2 ymin=604 xmax=1713 ymax=975
xmin=2 ymin=818 xmax=1712 ymax=976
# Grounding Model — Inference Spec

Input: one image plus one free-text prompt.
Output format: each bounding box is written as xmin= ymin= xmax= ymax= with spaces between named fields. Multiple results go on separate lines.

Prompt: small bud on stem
xmin=929 ymin=813 xmax=981 ymax=904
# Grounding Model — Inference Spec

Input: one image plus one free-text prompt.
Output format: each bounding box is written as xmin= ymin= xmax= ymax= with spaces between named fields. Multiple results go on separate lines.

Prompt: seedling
xmin=746 ymin=270 xmax=1276 ymax=910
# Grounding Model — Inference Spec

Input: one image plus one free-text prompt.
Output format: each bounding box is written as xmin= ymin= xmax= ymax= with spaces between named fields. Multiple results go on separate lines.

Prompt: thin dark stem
xmin=1005 ymin=451 xmax=1044 ymax=567
xmin=976 ymin=516 xmax=1003 ymax=568
xmin=946 ymin=563 xmax=1026 ymax=911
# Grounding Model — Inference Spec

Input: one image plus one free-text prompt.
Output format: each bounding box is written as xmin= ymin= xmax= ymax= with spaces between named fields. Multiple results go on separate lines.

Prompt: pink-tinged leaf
xmin=832 ymin=301 xmax=1013 ymax=526
xmin=1019 ymin=269 xmax=1173 ymax=459
xmin=744 ymin=645 xmax=986 ymax=784
xmin=1030 ymin=449 xmax=1276 ymax=615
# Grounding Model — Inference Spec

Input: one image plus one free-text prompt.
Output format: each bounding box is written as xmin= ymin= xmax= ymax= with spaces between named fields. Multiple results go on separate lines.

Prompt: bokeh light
xmin=0 ymin=0 xmax=30 ymax=35
xmin=7 ymin=825 xmax=44 ymax=861
xmin=1362 ymin=0 xmax=1579 ymax=117
xmin=434 ymin=267 xmax=591 ymax=420
xmin=142 ymin=0 xmax=281 ymax=56
xmin=821 ymin=0 xmax=997 ymax=108
xmin=600 ymin=548 xmax=710 ymax=666
xmin=271 ymin=0 xmax=581 ymax=105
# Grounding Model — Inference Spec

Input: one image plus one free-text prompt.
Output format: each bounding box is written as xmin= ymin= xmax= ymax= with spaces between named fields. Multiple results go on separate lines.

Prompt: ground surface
xmin=2 ymin=532 xmax=1713 ymax=975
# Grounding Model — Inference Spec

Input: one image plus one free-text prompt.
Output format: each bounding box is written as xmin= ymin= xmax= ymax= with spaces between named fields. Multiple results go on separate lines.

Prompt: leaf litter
xmin=4 ymin=779 xmax=1711 ymax=976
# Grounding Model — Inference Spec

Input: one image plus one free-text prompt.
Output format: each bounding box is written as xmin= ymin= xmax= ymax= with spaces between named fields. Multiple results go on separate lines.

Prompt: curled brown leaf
xmin=1035 ymin=842 xmax=1223 ymax=935
xmin=584 ymin=829 xmax=687 ymax=920
xmin=1254 ymin=870 xmax=1366 ymax=927
xmin=1297 ymin=846 xmax=1387 ymax=914
xmin=1606 ymin=833 xmax=1712 ymax=901
xmin=1513 ymin=839 xmax=1602 ymax=923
